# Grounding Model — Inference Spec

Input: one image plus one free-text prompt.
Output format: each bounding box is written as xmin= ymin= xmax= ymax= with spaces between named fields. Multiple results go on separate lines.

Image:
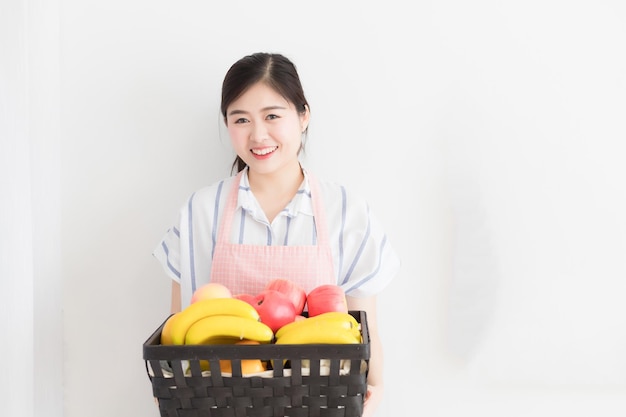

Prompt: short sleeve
xmin=151 ymin=180 xmax=228 ymax=307
xmin=153 ymin=211 xmax=183 ymax=284
xmin=329 ymin=185 xmax=401 ymax=298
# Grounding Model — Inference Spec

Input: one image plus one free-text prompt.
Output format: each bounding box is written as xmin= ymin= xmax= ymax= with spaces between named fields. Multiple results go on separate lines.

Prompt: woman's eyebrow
xmin=227 ymin=109 xmax=247 ymax=117
xmin=261 ymin=105 xmax=287 ymax=112
xmin=228 ymin=105 xmax=287 ymax=117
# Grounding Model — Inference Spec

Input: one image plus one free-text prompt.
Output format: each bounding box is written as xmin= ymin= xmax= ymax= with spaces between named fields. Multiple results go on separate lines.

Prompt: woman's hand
xmin=347 ymin=296 xmax=384 ymax=417
xmin=362 ymin=384 xmax=383 ymax=417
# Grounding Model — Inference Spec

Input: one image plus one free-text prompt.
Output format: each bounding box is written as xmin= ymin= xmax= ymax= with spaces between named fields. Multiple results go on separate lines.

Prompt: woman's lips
xmin=250 ymin=146 xmax=278 ymax=159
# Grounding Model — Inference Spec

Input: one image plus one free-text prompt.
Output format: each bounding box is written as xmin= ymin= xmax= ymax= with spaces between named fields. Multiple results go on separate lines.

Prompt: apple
xmin=190 ymin=282 xmax=232 ymax=304
xmin=305 ymin=284 xmax=348 ymax=317
xmin=233 ymin=293 xmax=257 ymax=305
xmin=264 ymin=278 xmax=307 ymax=315
xmin=251 ymin=290 xmax=297 ymax=333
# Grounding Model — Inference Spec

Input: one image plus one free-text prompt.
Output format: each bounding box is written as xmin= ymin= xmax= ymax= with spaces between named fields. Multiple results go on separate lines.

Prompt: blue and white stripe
xmin=153 ymin=169 xmax=401 ymax=303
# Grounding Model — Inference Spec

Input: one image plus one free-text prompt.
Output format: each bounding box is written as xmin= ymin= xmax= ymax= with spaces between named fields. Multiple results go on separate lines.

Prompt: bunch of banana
xmin=274 ymin=312 xmax=362 ymax=345
xmin=160 ymin=298 xmax=273 ymax=345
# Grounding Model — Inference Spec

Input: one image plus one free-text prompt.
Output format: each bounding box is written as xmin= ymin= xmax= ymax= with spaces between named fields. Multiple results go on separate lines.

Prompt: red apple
xmin=233 ymin=293 xmax=257 ymax=306
xmin=305 ymin=284 xmax=348 ymax=317
xmin=251 ymin=290 xmax=297 ymax=333
xmin=264 ymin=278 xmax=307 ymax=315
xmin=191 ymin=283 xmax=232 ymax=304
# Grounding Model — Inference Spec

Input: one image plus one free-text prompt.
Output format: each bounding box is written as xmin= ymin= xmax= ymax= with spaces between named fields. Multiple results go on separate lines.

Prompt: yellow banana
xmin=275 ymin=312 xmax=360 ymax=340
xmin=194 ymin=336 xmax=246 ymax=345
xmin=271 ymin=317 xmax=361 ymax=369
xmin=271 ymin=322 xmax=360 ymax=369
xmin=184 ymin=315 xmax=273 ymax=345
xmin=168 ymin=298 xmax=260 ymax=345
xmin=275 ymin=321 xmax=361 ymax=345
xmin=160 ymin=312 xmax=182 ymax=345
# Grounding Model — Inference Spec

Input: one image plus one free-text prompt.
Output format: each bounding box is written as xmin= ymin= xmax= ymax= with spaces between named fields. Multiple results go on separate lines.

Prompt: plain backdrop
xmin=2 ymin=1 xmax=626 ymax=416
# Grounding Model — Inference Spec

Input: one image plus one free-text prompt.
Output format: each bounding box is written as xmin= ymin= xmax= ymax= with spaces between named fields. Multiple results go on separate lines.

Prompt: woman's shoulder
xmin=309 ymin=172 xmax=370 ymax=213
xmin=175 ymin=174 xmax=239 ymax=213
xmin=192 ymin=174 xmax=238 ymax=200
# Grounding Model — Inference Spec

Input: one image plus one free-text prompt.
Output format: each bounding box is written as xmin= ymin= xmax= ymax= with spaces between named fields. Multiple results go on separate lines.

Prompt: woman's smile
xmin=251 ymin=146 xmax=278 ymax=158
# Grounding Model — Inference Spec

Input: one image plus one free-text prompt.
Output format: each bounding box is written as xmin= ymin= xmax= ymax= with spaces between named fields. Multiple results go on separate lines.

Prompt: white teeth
xmin=251 ymin=147 xmax=277 ymax=155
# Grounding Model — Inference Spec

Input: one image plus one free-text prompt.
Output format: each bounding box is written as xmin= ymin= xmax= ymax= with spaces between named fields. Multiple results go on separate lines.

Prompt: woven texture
xmin=143 ymin=311 xmax=370 ymax=417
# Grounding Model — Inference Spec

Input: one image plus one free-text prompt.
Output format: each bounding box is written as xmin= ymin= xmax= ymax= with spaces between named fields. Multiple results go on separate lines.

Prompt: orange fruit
xmin=219 ymin=340 xmax=266 ymax=375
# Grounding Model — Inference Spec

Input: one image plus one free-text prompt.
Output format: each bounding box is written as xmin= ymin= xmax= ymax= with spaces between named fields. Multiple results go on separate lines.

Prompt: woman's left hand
xmin=362 ymin=384 xmax=383 ymax=417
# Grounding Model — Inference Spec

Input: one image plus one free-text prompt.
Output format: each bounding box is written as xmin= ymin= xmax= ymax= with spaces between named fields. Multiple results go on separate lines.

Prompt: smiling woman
xmin=153 ymin=52 xmax=401 ymax=417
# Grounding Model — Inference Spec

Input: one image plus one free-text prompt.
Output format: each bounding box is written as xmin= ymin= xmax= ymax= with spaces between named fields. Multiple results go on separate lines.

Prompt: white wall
xmin=4 ymin=0 xmax=625 ymax=416
xmin=2 ymin=1 xmax=63 ymax=417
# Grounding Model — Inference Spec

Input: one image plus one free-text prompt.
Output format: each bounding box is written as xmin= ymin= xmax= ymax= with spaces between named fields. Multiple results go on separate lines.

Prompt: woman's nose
xmin=250 ymin=122 xmax=268 ymax=142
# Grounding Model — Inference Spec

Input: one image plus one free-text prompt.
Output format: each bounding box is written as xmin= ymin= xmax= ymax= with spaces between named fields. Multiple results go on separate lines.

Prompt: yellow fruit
xmin=160 ymin=312 xmax=182 ymax=345
xmin=195 ymin=336 xmax=244 ymax=345
xmin=184 ymin=315 xmax=273 ymax=345
xmin=274 ymin=311 xmax=360 ymax=340
xmin=275 ymin=323 xmax=361 ymax=345
xmin=168 ymin=298 xmax=261 ymax=345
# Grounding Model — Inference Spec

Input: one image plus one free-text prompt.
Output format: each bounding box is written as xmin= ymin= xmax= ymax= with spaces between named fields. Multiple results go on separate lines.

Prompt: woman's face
xmin=225 ymin=82 xmax=309 ymax=177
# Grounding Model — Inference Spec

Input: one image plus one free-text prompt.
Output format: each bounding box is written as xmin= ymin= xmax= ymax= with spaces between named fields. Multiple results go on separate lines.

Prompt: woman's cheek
xmin=229 ymin=130 xmax=249 ymax=151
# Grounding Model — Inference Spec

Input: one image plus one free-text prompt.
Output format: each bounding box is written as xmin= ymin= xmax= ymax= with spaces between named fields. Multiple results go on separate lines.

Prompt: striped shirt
xmin=153 ymin=168 xmax=401 ymax=305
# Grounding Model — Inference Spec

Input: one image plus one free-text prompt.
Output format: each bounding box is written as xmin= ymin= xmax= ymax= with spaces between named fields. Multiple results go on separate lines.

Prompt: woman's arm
xmin=171 ymin=281 xmax=181 ymax=314
xmin=346 ymin=295 xmax=383 ymax=417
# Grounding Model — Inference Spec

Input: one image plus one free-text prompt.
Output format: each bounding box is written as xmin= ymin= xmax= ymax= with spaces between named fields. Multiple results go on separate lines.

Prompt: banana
xmin=275 ymin=321 xmax=361 ymax=345
xmin=184 ymin=315 xmax=274 ymax=345
xmin=160 ymin=312 xmax=182 ymax=345
xmin=168 ymin=298 xmax=260 ymax=345
xmin=274 ymin=312 xmax=360 ymax=340
xmin=271 ymin=321 xmax=360 ymax=368
xmin=194 ymin=336 xmax=247 ymax=345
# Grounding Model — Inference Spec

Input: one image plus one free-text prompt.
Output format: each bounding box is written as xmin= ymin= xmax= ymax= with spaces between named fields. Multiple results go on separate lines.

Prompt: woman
xmin=154 ymin=52 xmax=401 ymax=417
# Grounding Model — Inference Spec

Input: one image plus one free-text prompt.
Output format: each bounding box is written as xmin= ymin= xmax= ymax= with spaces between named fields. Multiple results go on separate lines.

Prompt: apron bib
xmin=210 ymin=171 xmax=336 ymax=296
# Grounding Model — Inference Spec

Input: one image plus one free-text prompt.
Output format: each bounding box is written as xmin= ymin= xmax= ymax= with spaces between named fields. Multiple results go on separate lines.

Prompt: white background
xmin=2 ymin=1 xmax=626 ymax=416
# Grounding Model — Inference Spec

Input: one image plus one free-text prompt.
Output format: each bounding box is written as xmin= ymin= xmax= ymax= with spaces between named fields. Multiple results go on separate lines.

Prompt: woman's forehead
xmin=229 ymin=82 xmax=293 ymax=112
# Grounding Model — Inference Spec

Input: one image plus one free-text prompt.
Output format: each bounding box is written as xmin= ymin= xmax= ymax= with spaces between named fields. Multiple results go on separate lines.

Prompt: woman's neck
xmin=247 ymin=161 xmax=304 ymax=222
xmin=247 ymin=161 xmax=304 ymax=195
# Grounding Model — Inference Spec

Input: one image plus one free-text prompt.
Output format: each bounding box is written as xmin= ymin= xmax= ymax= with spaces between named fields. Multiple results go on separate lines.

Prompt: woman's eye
xmin=266 ymin=114 xmax=279 ymax=120
xmin=234 ymin=118 xmax=249 ymax=124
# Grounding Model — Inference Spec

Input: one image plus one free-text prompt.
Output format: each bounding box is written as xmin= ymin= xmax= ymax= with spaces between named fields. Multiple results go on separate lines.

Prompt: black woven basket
xmin=143 ymin=310 xmax=370 ymax=417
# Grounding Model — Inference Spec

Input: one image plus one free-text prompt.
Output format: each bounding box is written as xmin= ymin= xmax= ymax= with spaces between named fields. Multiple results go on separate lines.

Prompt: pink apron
xmin=209 ymin=171 xmax=336 ymax=297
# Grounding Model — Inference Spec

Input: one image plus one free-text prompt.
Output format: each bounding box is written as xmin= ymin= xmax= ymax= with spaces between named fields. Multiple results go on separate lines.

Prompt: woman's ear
xmin=301 ymin=104 xmax=310 ymax=132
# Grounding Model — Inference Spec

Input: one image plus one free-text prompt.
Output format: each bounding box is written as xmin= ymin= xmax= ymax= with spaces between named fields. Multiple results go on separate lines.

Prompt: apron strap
xmin=216 ymin=170 xmax=330 ymax=246
xmin=307 ymin=173 xmax=330 ymax=246
xmin=216 ymin=171 xmax=244 ymax=244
